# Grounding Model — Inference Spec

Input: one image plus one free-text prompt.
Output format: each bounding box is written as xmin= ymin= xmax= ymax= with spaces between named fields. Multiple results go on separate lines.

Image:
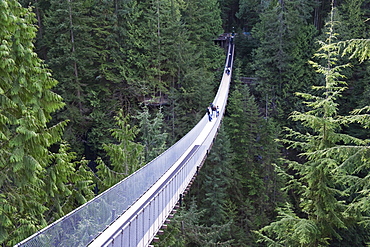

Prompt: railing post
xmin=179 ymin=194 xmax=183 ymax=207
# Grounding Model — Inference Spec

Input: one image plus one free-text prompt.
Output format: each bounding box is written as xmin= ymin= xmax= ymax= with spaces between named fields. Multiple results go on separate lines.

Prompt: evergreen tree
xmin=122 ymin=0 xmax=201 ymax=142
xmin=186 ymin=125 xmax=235 ymax=244
xmin=168 ymin=0 xmax=224 ymax=142
xmin=40 ymin=0 xmax=138 ymax=158
xmin=0 ymin=1 xmax=94 ymax=245
xmin=156 ymin=200 xmax=233 ymax=247
xmin=340 ymin=38 xmax=370 ymax=62
xmin=312 ymin=0 xmax=333 ymax=30
xmin=225 ymin=80 xmax=281 ymax=246
xmin=136 ymin=105 xmax=168 ymax=163
xmin=21 ymin=0 xmax=226 ymax=152
xmin=17 ymin=0 xmax=50 ymax=59
xmin=252 ymin=0 xmax=317 ymax=123
xmin=196 ymin=125 xmax=232 ymax=227
xmin=42 ymin=0 xmax=96 ymax=154
xmin=95 ymin=110 xmax=144 ymax=192
xmin=182 ymin=0 xmax=224 ymax=70
xmin=219 ymin=0 xmax=240 ymax=31
xmin=256 ymin=4 xmax=370 ymax=245
xmin=237 ymin=0 xmax=261 ymax=32
xmin=43 ymin=143 xmax=95 ymax=222
xmin=333 ymin=0 xmax=370 ymax=119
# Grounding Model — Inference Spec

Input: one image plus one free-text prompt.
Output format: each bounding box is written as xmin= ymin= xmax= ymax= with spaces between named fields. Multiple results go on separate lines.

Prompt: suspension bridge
xmin=15 ymin=41 xmax=234 ymax=247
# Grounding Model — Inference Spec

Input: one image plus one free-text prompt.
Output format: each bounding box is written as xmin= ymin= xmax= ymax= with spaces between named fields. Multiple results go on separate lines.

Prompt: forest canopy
xmin=1 ymin=0 xmax=370 ymax=246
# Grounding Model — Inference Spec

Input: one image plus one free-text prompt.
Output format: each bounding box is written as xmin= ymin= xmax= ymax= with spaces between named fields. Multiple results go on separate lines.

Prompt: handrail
xmin=15 ymin=42 xmax=234 ymax=247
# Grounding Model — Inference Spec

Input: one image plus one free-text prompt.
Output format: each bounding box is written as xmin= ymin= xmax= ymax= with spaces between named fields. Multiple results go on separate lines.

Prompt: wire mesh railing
xmin=15 ymin=42 xmax=234 ymax=247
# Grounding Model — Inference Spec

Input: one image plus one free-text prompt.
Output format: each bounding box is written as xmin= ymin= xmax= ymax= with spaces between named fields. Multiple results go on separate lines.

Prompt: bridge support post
xmin=179 ymin=194 xmax=183 ymax=207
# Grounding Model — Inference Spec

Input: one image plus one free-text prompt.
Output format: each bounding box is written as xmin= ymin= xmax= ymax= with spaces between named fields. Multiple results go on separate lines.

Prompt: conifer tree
xmin=95 ymin=110 xmax=144 ymax=192
xmin=0 ymin=1 xmax=94 ymax=245
xmin=155 ymin=200 xmax=233 ymax=246
xmin=225 ymin=80 xmax=281 ymax=246
xmin=188 ymin=125 xmax=234 ymax=244
xmin=126 ymin=0 xmax=189 ymax=98
xmin=197 ymin=125 xmax=232 ymax=227
xmin=168 ymin=0 xmax=224 ymax=142
xmin=340 ymin=38 xmax=370 ymax=62
xmin=182 ymin=0 xmax=224 ymax=70
xmin=121 ymin=0 xmax=198 ymax=142
xmin=252 ymin=0 xmax=317 ymax=122
xmin=42 ymin=0 xmax=98 ymax=154
xmin=236 ymin=0 xmax=260 ymax=30
xmin=256 ymin=3 xmax=370 ymax=245
xmin=136 ymin=105 xmax=168 ymax=163
xmin=41 ymin=0 xmax=137 ymax=157
xmin=333 ymin=0 xmax=370 ymax=116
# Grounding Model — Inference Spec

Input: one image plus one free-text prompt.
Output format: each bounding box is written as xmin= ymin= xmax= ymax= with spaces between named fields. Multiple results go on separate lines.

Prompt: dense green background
xmin=1 ymin=0 xmax=370 ymax=246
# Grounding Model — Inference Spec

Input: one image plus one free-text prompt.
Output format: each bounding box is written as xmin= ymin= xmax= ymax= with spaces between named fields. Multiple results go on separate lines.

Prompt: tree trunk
xmin=67 ymin=0 xmax=82 ymax=113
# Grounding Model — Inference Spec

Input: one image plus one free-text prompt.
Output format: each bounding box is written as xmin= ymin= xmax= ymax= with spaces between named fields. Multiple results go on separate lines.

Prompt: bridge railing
xmin=15 ymin=42 xmax=234 ymax=247
xmin=14 ymin=114 xmax=209 ymax=247
xmin=89 ymin=42 xmax=234 ymax=247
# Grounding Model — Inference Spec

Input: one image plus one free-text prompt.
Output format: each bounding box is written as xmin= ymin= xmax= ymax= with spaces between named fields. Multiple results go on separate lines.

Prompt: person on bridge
xmin=216 ymin=106 xmax=219 ymax=117
xmin=207 ymin=106 xmax=212 ymax=122
xmin=226 ymin=67 xmax=230 ymax=75
xmin=210 ymin=103 xmax=217 ymax=117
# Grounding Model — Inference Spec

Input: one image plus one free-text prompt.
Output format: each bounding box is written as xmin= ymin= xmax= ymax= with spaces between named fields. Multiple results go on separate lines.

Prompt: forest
xmin=1 ymin=0 xmax=370 ymax=246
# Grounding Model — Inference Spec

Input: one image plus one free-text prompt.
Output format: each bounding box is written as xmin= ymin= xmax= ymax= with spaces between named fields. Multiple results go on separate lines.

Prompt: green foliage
xmin=163 ymin=0 xmax=224 ymax=142
xmin=255 ymin=204 xmax=322 ymax=247
xmin=256 ymin=4 xmax=370 ymax=246
xmin=159 ymin=83 xmax=282 ymax=246
xmin=188 ymin=124 xmax=234 ymax=234
xmin=252 ymin=0 xmax=317 ymax=123
xmin=0 ymin=1 xmax=94 ymax=245
xmin=95 ymin=110 xmax=144 ymax=192
xmin=236 ymin=0 xmax=260 ymax=30
xmin=156 ymin=200 xmax=233 ymax=247
xmin=182 ymin=0 xmax=224 ymax=68
xmin=337 ymin=0 xmax=369 ymax=40
xmin=9 ymin=0 xmax=370 ymax=246
xmin=328 ymin=0 xmax=370 ymax=118
xmin=22 ymin=0 xmax=225 ymax=152
xmin=224 ymin=78 xmax=282 ymax=246
xmin=136 ymin=105 xmax=168 ymax=163
xmin=40 ymin=0 xmax=139 ymax=157
xmin=44 ymin=143 xmax=95 ymax=220
xmin=339 ymin=39 xmax=370 ymax=62
xmin=198 ymin=125 xmax=232 ymax=226
xmin=219 ymin=0 xmax=240 ymax=30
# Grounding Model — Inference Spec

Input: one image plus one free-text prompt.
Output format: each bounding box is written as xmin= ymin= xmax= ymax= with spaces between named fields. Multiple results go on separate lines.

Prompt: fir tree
xmin=252 ymin=0 xmax=317 ymax=123
xmin=182 ymin=0 xmax=224 ymax=70
xmin=167 ymin=0 xmax=224 ymax=142
xmin=42 ymin=0 xmax=98 ymax=155
xmin=333 ymin=0 xmax=370 ymax=117
xmin=340 ymin=38 xmax=370 ymax=62
xmin=256 ymin=3 xmax=370 ymax=245
xmin=0 ymin=1 xmax=94 ymax=245
xmin=95 ymin=110 xmax=144 ymax=192
xmin=225 ymin=80 xmax=281 ymax=246
xmin=155 ymin=200 xmax=233 ymax=247
xmin=236 ymin=0 xmax=260 ymax=31
xmin=136 ymin=105 xmax=168 ymax=163
xmin=197 ymin=125 xmax=232 ymax=227
xmin=41 ymin=0 xmax=138 ymax=158
xmin=188 ymin=125 xmax=235 ymax=244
